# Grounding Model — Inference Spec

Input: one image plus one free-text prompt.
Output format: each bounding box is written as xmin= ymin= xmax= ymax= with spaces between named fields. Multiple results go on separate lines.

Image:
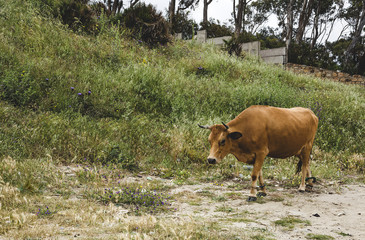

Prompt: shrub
xmin=121 ymin=3 xmax=171 ymax=47
xmin=99 ymin=186 xmax=175 ymax=214
xmin=0 ymin=69 xmax=48 ymax=107
xmin=58 ymin=0 xmax=96 ymax=33
xmin=199 ymin=19 xmax=233 ymax=38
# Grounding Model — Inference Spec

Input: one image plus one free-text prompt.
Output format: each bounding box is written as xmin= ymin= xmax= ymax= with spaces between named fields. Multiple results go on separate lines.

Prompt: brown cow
xmin=199 ymin=105 xmax=318 ymax=201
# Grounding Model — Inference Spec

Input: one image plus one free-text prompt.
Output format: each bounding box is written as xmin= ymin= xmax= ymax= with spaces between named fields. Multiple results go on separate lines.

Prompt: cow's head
xmin=199 ymin=122 xmax=242 ymax=164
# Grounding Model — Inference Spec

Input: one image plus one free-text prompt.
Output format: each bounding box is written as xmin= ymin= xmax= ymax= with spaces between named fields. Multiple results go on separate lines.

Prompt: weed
xmin=215 ymin=206 xmax=234 ymax=213
xmin=97 ymin=186 xmax=176 ymax=215
xmin=212 ymin=195 xmax=227 ymax=202
xmin=306 ymin=233 xmax=335 ymax=240
xmin=336 ymin=232 xmax=352 ymax=237
xmin=35 ymin=206 xmax=54 ymax=218
xmin=274 ymin=216 xmax=311 ymax=230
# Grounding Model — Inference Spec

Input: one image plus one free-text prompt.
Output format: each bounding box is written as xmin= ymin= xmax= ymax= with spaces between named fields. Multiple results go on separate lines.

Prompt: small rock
xmin=312 ymin=213 xmax=320 ymax=217
xmin=337 ymin=212 xmax=345 ymax=216
xmin=146 ymin=177 xmax=152 ymax=181
xmin=358 ymin=213 xmax=361 ymax=215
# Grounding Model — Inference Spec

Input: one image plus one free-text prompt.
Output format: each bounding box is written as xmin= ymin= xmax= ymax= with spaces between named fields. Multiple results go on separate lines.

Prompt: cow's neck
xmin=231 ymin=150 xmax=256 ymax=165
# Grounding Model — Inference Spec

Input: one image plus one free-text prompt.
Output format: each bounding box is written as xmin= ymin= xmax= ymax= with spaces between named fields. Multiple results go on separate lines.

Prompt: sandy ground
xmin=3 ymin=165 xmax=364 ymax=240
xmin=167 ymin=178 xmax=365 ymax=240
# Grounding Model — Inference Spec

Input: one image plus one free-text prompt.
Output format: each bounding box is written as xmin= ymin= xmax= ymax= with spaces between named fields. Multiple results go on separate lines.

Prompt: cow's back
xmin=229 ymin=106 xmax=318 ymax=158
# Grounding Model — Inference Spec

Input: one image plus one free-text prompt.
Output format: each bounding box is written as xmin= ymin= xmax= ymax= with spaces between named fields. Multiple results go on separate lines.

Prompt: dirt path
xmin=4 ymin=165 xmax=363 ymax=240
xmin=168 ymin=179 xmax=365 ymax=240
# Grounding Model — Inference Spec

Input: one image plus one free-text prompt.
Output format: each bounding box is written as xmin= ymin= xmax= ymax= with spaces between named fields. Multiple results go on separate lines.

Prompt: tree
xmin=245 ymin=0 xmax=273 ymax=34
xmin=285 ymin=0 xmax=294 ymax=54
xmin=102 ymin=0 xmax=123 ymax=15
xmin=99 ymin=0 xmax=140 ymax=15
xmin=200 ymin=19 xmax=233 ymax=38
xmin=172 ymin=11 xmax=198 ymax=39
xmin=309 ymin=0 xmax=342 ymax=48
xmin=343 ymin=0 xmax=365 ymax=70
xmin=296 ymin=0 xmax=314 ymax=42
xmin=203 ymin=0 xmax=213 ymax=23
xmin=233 ymin=0 xmax=245 ymax=37
xmin=169 ymin=0 xmax=176 ymax=31
xmin=168 ymin=0 xmax=199 ymax=32
xmin=129 ymin=0 xmax=140 ymax=8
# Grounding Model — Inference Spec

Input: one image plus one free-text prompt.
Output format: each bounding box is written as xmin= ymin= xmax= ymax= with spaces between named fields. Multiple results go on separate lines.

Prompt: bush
xmin=171 ymin=11 xmax=198 ymax=40
xmin=0 ymin=68 xmax=48 ymax=107
xmin=58 ymin=0 xmax=96 ymax=33
xmin=199 ymin=19 xmax=233 ymax=38
xmin=121 ymin=3 xmax=171 ymax=47
xmin=35 ymin=0 xmax=96 ymax=33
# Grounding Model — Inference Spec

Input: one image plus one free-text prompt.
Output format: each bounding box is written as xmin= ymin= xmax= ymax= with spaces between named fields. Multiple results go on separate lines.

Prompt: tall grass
xmin=0 ymin=0 xmax=364 ymax=170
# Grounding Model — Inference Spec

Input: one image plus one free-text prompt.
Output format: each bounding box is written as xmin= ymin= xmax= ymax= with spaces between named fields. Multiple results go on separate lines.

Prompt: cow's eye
xmin=219 ymin=139 xmax=226 ymax=146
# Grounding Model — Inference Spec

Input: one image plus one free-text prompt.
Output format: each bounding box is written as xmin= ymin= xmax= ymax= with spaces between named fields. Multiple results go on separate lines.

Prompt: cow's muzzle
xmin=207 ymin=158 xmax=217 ymax=164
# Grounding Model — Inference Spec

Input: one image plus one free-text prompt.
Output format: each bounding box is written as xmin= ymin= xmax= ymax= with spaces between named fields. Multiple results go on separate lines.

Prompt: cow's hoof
xmin=247 ymin=196 xmax=257 ymax=202
xmin=257 ymin=192 xmax=267 ymax=197
xmin=305 ymin=185 xmax=313 ymax=192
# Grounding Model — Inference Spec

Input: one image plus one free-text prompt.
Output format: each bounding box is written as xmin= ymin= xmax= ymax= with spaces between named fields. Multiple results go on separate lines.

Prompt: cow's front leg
xmin=257 ymin=169 xmax=267 ymax=197
xmin=247 ymin=152 xmax=266 ymax=202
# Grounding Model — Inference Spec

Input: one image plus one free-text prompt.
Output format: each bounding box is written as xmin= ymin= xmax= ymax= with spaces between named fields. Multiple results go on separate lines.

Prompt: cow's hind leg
xmin=304 ymin=154 xmax=315 ymax=192
xmin=257 ymin=169 xmax=267 ymax=197
xmin=298 ymin=145 xmax=313 ymax=192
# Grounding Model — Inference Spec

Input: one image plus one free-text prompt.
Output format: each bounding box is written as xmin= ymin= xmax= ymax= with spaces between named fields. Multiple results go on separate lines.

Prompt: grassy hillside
xmin=1 ymin=0 xmax=364 ymax=167
xmin=0 ymin=0 xmax=364 ymax=238
xmin=0 ymin=1 xmax=364 ymax=176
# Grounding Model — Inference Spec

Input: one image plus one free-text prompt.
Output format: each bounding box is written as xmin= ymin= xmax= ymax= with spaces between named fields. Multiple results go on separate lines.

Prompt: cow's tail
xmin=296 ymin=150 xmax=313 ymax=174
xmin=296 ymin=159 xmax=302 ymax=174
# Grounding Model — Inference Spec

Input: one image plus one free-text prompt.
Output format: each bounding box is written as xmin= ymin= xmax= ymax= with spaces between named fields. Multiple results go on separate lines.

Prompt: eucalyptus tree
xmin=168 ymin=0 xmax=199 ymax=32
xmin=232 ymin=0 xmax=249 ymax=37
xmin=342 ymin=0 xmax=365 ymax=69
xmin=310 ymin=0 xmax=343 ymax=47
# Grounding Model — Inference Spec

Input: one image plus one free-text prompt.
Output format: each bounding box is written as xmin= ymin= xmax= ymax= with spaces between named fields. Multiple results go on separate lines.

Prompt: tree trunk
xmin=285 ymin=0 xmax=294 ymax=63
xmin=311 ymin=2 xmax=320 ymax=48
xmin=203 ymin=0 xmax=213 ymax=23
xmin=169 ymin=0 xmax=176 ymax=31
xmin=345 ymin=3 xmax=365 ymax=59
xmin=296 ymin=0 xmax=314 ymax=42
xmin=234 ymin=0 xmax=244 ymax=38
xmin=130 ymin=0 xmax=139 ymax=8
xmin=106 ymin=0 xmax=112 ymax=13
xmin=111 ymin=0 xmax=119 ymax=15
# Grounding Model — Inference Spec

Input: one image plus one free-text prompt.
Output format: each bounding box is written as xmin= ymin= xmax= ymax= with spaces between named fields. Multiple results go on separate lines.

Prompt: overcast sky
xmin=144 ymin=0 xmax=233 ymax=24
xmin=141 ymin=0 xmax=350 ymax=42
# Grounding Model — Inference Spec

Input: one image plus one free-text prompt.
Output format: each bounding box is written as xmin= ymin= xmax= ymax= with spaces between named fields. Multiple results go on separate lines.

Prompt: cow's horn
xmin=198 ymin=124 xmax=210 ymax=129
xmin=222 ymin=122 xmax=229 ymax=129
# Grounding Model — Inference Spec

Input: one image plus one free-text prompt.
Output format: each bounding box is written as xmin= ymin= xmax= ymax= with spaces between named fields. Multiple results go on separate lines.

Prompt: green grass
xmin=306 ymin=233 xmax=335 ymax=240
xmin=274 ymin=216 xmax=311 ymax=230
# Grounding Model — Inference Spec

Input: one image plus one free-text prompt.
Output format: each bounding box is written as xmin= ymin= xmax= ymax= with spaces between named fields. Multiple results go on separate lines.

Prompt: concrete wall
xmin=241 ymin=41 xmax=260 ymax=57
xmin=206 ymin=36 xmax=232 ymax=47
xmin=175 ymin=30 xmax=286 ymax=65
xmin=259 ymin=47 xmax=287 ymax=65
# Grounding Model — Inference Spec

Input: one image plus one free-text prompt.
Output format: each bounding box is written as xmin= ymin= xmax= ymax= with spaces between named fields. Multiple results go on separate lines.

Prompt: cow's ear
xmin=228 ymin=132 xmax=242 ymax=140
